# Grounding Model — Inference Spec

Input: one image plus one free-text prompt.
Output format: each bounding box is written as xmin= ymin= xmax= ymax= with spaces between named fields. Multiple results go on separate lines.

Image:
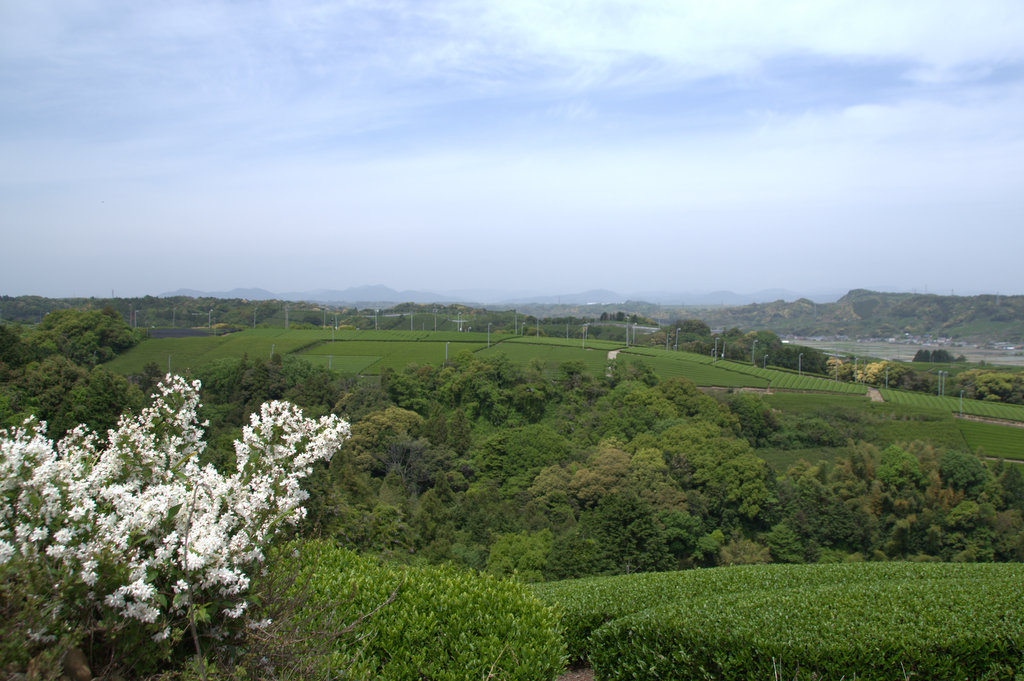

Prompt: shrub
xmin=537 ymin=563 xmax=1024 ymax=680
xmin=268 ymin=539 xmax=566 ymax=680
xmin=0 ymin=375 xmax=350 ymax=677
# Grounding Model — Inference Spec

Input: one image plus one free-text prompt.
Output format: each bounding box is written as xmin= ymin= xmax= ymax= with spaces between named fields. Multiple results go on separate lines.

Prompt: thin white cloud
xmin=2 ymin=0 xmax=1023 ymax=297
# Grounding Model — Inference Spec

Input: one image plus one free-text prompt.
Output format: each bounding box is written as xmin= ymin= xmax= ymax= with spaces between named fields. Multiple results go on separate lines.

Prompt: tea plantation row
xmin=534 ymin=562 xmax=1024 ymax=680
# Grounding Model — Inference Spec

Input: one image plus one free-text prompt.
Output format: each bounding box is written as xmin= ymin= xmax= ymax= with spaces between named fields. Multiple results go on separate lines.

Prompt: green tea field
xmin=881 ymin=389 xmax=1024 ymax=423
xmin=957 ymin=419 xmax=1024 ymax=460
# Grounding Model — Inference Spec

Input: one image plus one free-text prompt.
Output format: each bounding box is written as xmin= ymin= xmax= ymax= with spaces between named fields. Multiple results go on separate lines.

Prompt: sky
xmin=2 ymin=0 xmax=1023 ymax=301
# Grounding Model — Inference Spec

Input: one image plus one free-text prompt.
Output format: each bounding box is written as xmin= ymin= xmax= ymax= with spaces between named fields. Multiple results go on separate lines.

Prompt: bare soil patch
xmin=556 ymin=665 xmax=594 ymax=681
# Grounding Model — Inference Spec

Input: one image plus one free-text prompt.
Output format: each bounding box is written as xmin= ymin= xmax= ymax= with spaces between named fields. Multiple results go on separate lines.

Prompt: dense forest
xmin=3 ymin=307 xmax=1023 ymax=584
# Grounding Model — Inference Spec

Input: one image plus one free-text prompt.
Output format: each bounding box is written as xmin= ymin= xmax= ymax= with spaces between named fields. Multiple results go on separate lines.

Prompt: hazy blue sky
xmin=2 ymin=1 xmax=1023 ymax=300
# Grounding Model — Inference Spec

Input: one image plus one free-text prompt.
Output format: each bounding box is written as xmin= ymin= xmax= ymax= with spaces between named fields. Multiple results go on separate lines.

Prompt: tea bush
xmin=269 ymin=539 xmax=566 ymax=680
xmin=536 ymin=562 xmax=1024 ymax=680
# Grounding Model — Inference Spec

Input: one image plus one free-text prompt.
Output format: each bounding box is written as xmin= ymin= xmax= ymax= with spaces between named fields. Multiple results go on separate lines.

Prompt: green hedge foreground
xmin=534 ymin=562 xmax=1024 ymax=680
xmin=266 ymin=540 xmax=566 ymax=680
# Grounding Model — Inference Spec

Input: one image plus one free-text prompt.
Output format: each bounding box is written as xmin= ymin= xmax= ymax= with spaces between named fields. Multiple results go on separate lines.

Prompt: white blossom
xmin=0 ymin=374 xmax=349 ymax=643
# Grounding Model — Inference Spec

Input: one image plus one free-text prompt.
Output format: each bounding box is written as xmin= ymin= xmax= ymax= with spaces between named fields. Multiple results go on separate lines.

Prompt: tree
xmin=569 ymin=445 xmax=630 ymax=508
xmin=1000 ymin=466 xmax=1024 ymax=512
xmin=728 ymin=394 xmax=776 ymax=446
xmin=939 ymin=450 xmax=988 ymax=495
xmin=580 ymin=492 xmax=672 ymax=575
xmin=485 ymin=530 xmax=553 ymax=582
xmin=345 ymin=406 xmax=424 ymax=476
xmin=27 ymin=308 xmax=139 ymax=365
xmin=19 ymin=355 xmax=88 ymax=436
xmin=0 ymin=324 xmax=34 ymax=369
xmin=476 ymin=424 xmax=570 ymax=494
xmin=764 ymin=522 xmax=805 ymax=563
xmin=877 ymin=445 xmax=924 ymax=491
xmin=719 ymin=537 xmax=771 ymax=566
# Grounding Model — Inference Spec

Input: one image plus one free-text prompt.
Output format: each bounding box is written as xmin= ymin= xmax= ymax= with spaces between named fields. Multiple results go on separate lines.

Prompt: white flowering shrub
xmin=0 ymin=375 xmax=350 ymax=672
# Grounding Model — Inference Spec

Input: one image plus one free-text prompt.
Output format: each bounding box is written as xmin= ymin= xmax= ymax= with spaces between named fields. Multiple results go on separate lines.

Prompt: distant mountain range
xmin=160 ymin=286 xmax=840 ymax=307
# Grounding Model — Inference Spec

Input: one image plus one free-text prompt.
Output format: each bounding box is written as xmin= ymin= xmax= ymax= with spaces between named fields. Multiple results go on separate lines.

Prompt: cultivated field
xmin=477 ymin=342 xmax=610 ymax=377
xmin=957 ymin=419 xmax=1024 ymax=460
xmin=102 ymin=328 xmax=326 ymax=375
xmin=880 ymin=389 xmax=1024 ymax=423
xmin=534 ymin=562 xmax=1024 ymax=681
xmin=101 ymin=331 xmax=1024 ymax=427
xmin=618 ymin=349 xmax=768 ymax=388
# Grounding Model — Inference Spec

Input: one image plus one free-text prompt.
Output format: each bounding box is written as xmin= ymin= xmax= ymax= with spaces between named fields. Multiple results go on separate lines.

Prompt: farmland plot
xmin=503 ymin=335 xmax=624 ymax=351
xmin=716 ymin=360 xmax=867 ymax=394
xmin=478 ymin=342 xmax=609 ymax=377
xmin=535 ymin=562 xmax=1024 ymax=681
xmin=957 ymin=419 xmax=1024 ymax=460
xmin=301 ymin=340 xmax=487 ymax=373
xmin=617 ymin=350 xmax=768 ymax=388
xmin=881 ymin=389 xmax=1024 ymax=423
xmin=102 ymin=328 xmax=327 ymax=374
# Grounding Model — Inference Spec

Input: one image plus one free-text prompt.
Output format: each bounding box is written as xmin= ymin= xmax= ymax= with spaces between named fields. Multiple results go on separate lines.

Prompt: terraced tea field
xmin=102 ymin=328 xmax=326 ymax=374
xmin=957 ymin=419 xmax=1024 ymax=460
xmin=534 ymin=562 xmax=1024 ymax=681
xmin=715 ymin=360 xmax=868 ymax=393
xmin=477 ymin=341 xmax=610 ymax=377
xmin=618 ymin=349 xmax=767 ymax=387
xmin=105 ymin=330 xmax=1012 ymax=417
xmin=300 ymin=339 xmax=487 ymax=373
xmin=881 ymin=389 xmax=1024 ymax=423
xmin=502 ymin=335 xmax=625 ymax=351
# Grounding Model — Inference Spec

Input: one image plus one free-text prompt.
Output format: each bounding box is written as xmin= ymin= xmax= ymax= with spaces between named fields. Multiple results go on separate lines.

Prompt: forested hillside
xmin=3 ymin=309 xmax=1022 ymax=580
xmin=4 ymin=289 xmax=1023 ymax=343
xmin=704 ymin=289 xmax=1024 ymax=341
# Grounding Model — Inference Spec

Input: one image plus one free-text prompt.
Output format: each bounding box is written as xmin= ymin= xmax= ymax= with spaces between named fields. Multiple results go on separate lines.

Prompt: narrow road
xmin=867 ymin=387 xmax=884 ymax=402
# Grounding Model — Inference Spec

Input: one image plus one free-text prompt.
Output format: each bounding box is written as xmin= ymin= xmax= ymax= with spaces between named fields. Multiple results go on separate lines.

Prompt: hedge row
xmin=268 ymin=540 xmax=566 ymax=680
xmin=534 ymin=562 xmax=1024 ymax=680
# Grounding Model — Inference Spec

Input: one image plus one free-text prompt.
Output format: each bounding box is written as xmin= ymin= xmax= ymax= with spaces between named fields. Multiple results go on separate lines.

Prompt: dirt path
xmin=607 ymin=349 xmax=620 ymax=361
xmin=556 ymin=666 xmax=594 ymax=681
xmin=956 ymin=413 xmax=1024 ymax=429
xmin=867 ymin=387 xmax=884 ymax=402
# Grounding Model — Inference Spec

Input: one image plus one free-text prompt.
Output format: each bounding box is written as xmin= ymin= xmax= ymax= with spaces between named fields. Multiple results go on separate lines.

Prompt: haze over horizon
xmin=2 ymin=1 xmax=1023 ymax=299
